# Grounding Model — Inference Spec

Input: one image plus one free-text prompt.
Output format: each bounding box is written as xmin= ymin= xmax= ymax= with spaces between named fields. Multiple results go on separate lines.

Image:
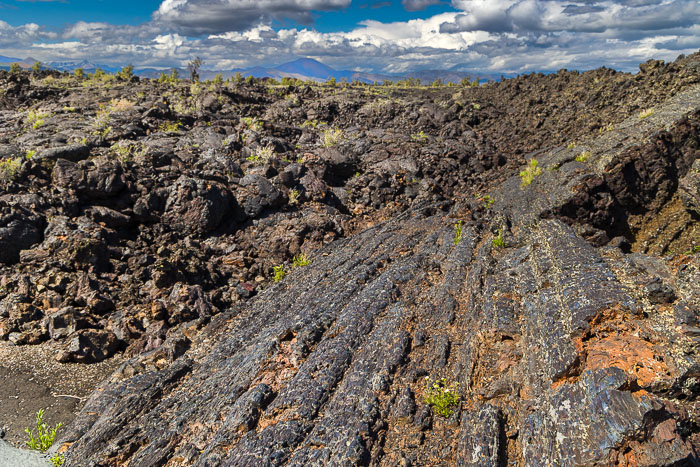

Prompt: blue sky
xmin=0 ymin=0 xmax=698 ymax=73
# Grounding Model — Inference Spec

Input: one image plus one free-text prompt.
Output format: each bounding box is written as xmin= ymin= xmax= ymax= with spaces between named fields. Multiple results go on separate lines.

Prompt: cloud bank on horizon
xmin=0 ymin=0 xmax=698 ymax=74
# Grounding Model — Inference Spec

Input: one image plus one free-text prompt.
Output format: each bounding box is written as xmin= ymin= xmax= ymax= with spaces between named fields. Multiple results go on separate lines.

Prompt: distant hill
xmin=1 ymin=55 xmax=508 ymax=83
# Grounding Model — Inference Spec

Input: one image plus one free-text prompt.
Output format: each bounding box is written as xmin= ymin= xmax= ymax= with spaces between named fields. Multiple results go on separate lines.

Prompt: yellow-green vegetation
xmin=292 ymin=254 xmax=310 ymax=267
xmin=638 ymin=108 xmax=654 ymax=119
xmin=289 ymin=188 xmax=300 ymax=205
xmin=25 ymin=409 xmax=62 ymax=452
xmin=158 ymin=68 xmax=179 ymax=84
xmin=301 ymin=119 xmax=326 ymax=129
xmin=492 ymin=229 xmax=506 ymax=248
xmin=109 ymin=98 xmax=135 ymax=112
xmin=476 ymin=193 xmax=494 ymax=209
xmin=73 ymin=68 xmax=85 ymax=79
xmin=411 ymin=130 xmax=429 ymax=141
xmin=242 ymin=116 xmax=263 ymax=132
xmin=567 ymin=142 xmax=576 ymax=149
xmin=321 ymin=128 xmax=343 ymax=147
xmin=27 ymin=109 xmax=51 ymax=129
xmin=0 ymin=157 xmax=22 ymax=181
xmin=247 ymin=144 xmax=275 ymax=164
xmin=25 ymin=149 xmax=36 ymax=159
xmin=159 ymin=121 xmax=182 ymax=133
xmin=453 ymin=220 xmax=463 ymax=245
xmin=25 ymin=409 xmax=65 ymax=466
xmin=575 ymin=151 xmax=591 ymax=162
xmin=472 ymin=103 xmax=481 ymax=110
xmin=424 ymin=377 xmax=460 ymax=418
xmin=10 ymin=63 xmax=21 ymax=73
xmin=116 ymin=65 xmax=134 ymax=81
xmin=519 ymin=158 xmax=542 ymax=187
xmin=273 ymin=265 xmax=286 ymax=282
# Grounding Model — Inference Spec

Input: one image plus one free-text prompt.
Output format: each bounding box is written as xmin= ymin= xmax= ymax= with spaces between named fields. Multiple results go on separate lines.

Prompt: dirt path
xmin=0 ymin=341 xmax=121 ymax=447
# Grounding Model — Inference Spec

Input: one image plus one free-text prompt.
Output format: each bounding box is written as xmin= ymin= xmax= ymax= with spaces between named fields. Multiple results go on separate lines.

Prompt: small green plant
xmin=0 ymin=157 xmax=22 ymax=181
xmin=476 ymin=194 xmax=494 ymax=209
xmin=289 ymin=188 xmax=300 ymax=205
xmin=27 ymin=109 xmax=51 ymax=129
xmin=292 ymin=254 xmax=309 ymax=267
xmin=411 ymin=130 xmax=429 ymax=141
xmin=453 ymin=220 xmax=463 ymax=245
xmin=519 ymin=158 xmax=542 ymax=187
xmin=301 ymin=119 xmax=325 ymax=129
xmin=242 ymin=116 xmax=263 ymax=132
xmin=116 ymin=65 xmax=134 ymax=81
xmin=321 ymin=128 xmax=343 ymax=147
xmin=567 ymin=142 xmax=576 ymax=149
xmin=25 ymin=409 xmax=62 ymax=452
xmin=247 ymin=144 xmax=274 ymax=164
xmin=638 ymin=108 xmax=654 ymax=119
xmin=424 ymin=377 xmax=460 ymax=418
xmin=159 ymin=121 xmax=182 ymax=133
xmin=492 ymin=229 xmax=506 ymax=248
xmin=575 ymin=151 xmax=591 ymax=162
xmin=10 ymin=63 xmax=21 ymax=73
xmin=472 ymin=103 xmax=481 ymax=110
xmin=50 ymin=454 xmax=65 ymax=466
xmin=273 ymin=265 xmax=286 ymax=282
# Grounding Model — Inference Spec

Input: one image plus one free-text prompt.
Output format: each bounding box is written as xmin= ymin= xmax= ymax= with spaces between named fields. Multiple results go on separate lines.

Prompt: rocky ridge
xmin=0 ymin=53 xmax=698 ymax=465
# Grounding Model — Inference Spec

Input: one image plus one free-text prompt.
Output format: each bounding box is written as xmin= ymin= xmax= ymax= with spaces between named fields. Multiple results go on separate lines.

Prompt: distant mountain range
xmin=0 ymin=56 xmax=511 ymax=84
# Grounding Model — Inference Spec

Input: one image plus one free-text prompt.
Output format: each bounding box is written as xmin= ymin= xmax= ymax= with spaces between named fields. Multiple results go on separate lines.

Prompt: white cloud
xmin=153 ymin=0 xmax=352 ymax=34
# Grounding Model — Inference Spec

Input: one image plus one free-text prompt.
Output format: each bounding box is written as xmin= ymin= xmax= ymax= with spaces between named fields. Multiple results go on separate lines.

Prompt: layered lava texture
xmin=0 ymin=53 xmax=699 ymax=465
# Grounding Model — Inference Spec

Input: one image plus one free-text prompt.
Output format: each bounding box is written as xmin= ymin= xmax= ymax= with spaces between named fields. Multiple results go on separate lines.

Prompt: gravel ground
xmin=0 ymin=439 xmax=50 ymax=466
xmin=0 ymin=340 xmax=122 ymax=447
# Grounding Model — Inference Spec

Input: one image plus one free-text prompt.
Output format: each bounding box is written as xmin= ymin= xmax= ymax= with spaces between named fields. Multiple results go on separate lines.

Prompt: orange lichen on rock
xmin=585 ymin=333 xmax=669 ymax=387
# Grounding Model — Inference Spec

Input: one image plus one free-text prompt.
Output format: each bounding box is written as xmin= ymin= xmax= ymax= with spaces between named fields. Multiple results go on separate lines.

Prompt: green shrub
xmin=519 ymin=158 xmax=541 ymax=187
xmin=411 ymin=130 xmax=428 ymax=141
xmin=242 ymin=116 xmax=263 ymax=132
xmin=424 ymin=377 xmax=460 ymax=418
xmin=321 ymin=128 xmax=343 ymax=147
xmin=638 ymin=108 xmax=654 ymax=119
xmin=116 ymin=65 xmax=134 ymax=81
xmin=158 ymin=121 xmax=182 ymax=133
xmin=575 ymin=151 xmax=591 ymax=163
xmin=10 ymin=63 xmax=21 ymax=73
xmin=0 ymin=157 xmax=22 ymax=181
xmin=25 ymin=409 xmax=62 ymax=452
xmin=453 ymin=220 xmax=463 ymax=245
xmin=292 ymin=254 xmax=309 ymax=267
xmin=492 ymin=229 xmax=506 ymax=248
xmin=273 ymin=265 xmax=286 ymax=282
xmin=288 ymin=188 xmax=300 ymax=205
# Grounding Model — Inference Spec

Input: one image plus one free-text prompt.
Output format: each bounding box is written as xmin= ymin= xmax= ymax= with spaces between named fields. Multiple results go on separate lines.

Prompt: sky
xmin=0 ymin=0 xmax=698 ymax=74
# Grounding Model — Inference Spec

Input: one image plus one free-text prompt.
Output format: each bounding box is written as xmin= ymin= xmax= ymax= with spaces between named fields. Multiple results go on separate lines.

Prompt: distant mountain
xmin=231 ymin=58 xmax=503 ymax=84
xmin=46 ymin=60 xmax=120 ymax=73
xmin=1 ymin=55 xmax=506 ymax=84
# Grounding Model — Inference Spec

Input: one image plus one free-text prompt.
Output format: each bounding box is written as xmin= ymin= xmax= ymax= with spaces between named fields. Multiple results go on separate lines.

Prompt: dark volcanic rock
xmin=0 ymin=55 xmax=699 ymax=464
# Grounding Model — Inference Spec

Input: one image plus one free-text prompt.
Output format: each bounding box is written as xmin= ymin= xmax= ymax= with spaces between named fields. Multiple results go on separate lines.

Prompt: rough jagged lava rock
xmin=0 ymin=53 xmax=697 ymax=464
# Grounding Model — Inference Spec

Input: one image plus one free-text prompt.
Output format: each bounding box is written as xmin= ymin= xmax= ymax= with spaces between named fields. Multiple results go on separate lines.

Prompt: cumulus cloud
xmin=402 ymin=0 xmax=443 ymax=11
xmin=153 ymin=0 xmax=352 ymax=35
xmin=441 ymin=0 xmax=700 ymax=35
